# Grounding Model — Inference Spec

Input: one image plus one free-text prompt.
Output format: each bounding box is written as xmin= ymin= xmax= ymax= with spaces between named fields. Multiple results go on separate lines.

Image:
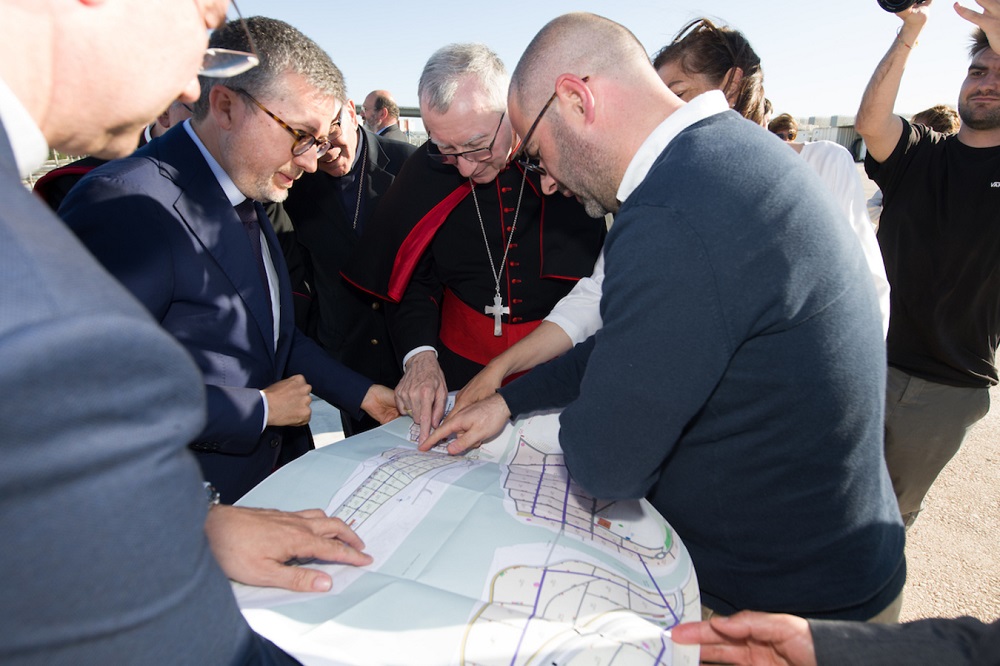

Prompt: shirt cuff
xmin=402 ymin=346 xmax=438 ymax=371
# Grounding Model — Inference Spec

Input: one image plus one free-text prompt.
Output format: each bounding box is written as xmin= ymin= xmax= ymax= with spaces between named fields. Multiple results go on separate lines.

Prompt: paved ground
xmin=857 ymin=163 xmax=999 ymax=623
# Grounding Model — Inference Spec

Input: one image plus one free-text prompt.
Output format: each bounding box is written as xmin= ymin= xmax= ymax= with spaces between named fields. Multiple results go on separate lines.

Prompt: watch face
xmin=205 ymin=482 xmax=221 ymax=506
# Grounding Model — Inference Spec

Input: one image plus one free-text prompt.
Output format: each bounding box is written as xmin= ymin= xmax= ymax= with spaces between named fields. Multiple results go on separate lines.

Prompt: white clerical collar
xmin=0 ymin=75 xmax=50 ymax=178
xmin=183 ymin=119 xmax=246 ymax=206
xmin=617 ymin=90 xmax=730 ymax=204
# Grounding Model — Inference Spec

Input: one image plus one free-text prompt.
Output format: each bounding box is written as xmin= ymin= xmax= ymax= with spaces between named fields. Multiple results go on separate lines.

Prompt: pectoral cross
xmin=485 ymin=292 xmax=509 ymax=336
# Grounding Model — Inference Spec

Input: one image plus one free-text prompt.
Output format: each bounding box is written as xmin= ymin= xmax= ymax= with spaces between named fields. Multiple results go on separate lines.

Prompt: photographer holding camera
xmin=856 ymin=0 xmax=1000 ymax=528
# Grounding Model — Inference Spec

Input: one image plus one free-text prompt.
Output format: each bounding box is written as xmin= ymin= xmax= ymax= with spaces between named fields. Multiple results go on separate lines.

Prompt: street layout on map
xmin=324 ymin=416 xmax=697 ymax=665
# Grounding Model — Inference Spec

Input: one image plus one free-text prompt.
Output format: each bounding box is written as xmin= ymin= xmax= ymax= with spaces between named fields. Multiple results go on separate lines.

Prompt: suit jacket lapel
xmin=361 ymin=129 xmax=401 ymax=233
xmin=153 ymin=129 xmax=277 ymax=362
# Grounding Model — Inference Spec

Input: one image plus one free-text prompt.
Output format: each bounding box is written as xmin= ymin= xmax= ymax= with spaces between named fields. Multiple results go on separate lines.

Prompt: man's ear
xmin=344 ymin=99 xmax=359 ymax=128
xmin=554 ymin=74 xmax=596 ymax=126
xmin=209 ymin=85 xmax=239 ymax=130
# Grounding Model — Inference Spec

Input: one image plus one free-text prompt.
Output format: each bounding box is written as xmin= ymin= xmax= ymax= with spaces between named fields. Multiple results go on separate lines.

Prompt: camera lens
xmin=877 ymin=0 xmax=919 ymax=11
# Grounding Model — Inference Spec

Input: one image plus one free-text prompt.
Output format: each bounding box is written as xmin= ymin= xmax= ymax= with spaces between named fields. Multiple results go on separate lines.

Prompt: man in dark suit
xmin=362 ymin=89 xmax=409 ymax=143
xmin=33 ymin=100 xmax=192 ymax=211
xmin=282 ymin=92 xmax=416 ymax=436
xmin=1 ymin=3 xmax=373 ymax=663
xmin=672 ymin=608 xmax=1000 ymax=665
xmin=60 ymin=16 xmax=397 ymax=503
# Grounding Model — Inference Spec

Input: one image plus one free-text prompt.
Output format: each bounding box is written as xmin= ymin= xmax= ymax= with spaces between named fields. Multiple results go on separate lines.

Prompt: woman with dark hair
xmin=653 ymin=18 xmax=768 ymax=126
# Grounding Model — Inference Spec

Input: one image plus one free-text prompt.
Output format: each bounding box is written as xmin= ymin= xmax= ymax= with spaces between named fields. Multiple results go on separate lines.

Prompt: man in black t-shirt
xmin=856 ymin=1 xmax=1000 ymax=527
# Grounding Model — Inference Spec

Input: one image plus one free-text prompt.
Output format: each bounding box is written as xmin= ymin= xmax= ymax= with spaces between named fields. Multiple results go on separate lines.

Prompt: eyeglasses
xmin=233 ymin=88 xmax=332 ymax=158
xmin=327 ymin=106 xmax=347 ymax=142
xmin=427 ymin=112 xmax=506 ymax=164
xmin=510 ymin=76 xmax=589 ymax=177
xmin=200 ymin=0 xmax=260 ymax=78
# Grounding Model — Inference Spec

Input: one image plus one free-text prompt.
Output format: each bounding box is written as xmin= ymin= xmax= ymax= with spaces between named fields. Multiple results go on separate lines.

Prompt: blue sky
xmin=237 ymin=1 xmax=980 ymax=121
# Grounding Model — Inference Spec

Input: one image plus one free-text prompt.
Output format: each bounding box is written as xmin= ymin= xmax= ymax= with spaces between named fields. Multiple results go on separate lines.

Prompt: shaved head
xmin=507 ymin=12 xmax=680 ymax=213
xmin=510 ymin=13 xmax=651 ymax=115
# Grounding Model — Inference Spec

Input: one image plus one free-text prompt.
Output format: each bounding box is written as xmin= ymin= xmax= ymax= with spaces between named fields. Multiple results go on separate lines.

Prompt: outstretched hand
xmin=671 ymin=611 xmax=817 ymax=666
xmin=395 ymin=351 xmax=449 ymax=446
xmin=205 ymin=505 xmax=373 ymax=593
xmin=418 ymin=392 xmax=512 ymax=454
xmin=955 ymin=0 xmax=1000 ymax=52
xmin=453 ymin=362 xmax=507 ymax=413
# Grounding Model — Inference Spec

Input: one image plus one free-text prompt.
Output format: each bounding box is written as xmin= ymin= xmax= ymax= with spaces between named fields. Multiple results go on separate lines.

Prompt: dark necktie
xmin=234 ymin=199 xmax=272 ymax=304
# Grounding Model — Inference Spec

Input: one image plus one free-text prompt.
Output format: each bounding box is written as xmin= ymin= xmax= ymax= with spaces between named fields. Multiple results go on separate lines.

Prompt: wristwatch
xmin=203 ymin=481 xmax=221 ymax=508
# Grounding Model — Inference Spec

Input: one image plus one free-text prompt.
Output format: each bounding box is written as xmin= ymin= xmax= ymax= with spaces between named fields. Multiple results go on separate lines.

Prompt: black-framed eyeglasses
xmin=510 ymin=76 xmax=589 ymax=177
xmin=200 ymin=0 xmax=260 ymax=78
xmin=233 ymin=88 xmax=332 ymax=158
xmin=427 ymin=111 xmax=506 ymax=164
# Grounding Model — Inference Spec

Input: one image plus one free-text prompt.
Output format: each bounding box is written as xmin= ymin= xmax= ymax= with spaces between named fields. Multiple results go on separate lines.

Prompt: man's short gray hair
xmin=194 ymin=16 xmax=346 ymax=118
xmin=418 ymin=43 xmax=509 ymax=114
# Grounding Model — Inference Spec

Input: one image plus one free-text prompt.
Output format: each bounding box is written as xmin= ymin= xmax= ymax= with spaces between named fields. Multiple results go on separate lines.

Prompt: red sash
xmin=439 ymin=288 xmax=539 ymax=367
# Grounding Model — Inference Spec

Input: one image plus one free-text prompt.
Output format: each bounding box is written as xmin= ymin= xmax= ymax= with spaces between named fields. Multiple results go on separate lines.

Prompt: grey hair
xmin=418 ymin=43 xmax=509 ymax=114
xmin=194 ymin=16 xmax=346 ymax=118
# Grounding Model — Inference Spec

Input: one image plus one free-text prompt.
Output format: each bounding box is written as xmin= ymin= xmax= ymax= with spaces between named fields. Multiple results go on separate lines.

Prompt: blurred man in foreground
xmin=0 ymin=2 xmax=370 ymax=662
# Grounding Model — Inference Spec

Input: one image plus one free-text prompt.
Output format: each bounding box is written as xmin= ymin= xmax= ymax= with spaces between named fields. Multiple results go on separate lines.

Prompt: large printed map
xmin=234 ymin=411 xmax=700 ymax=665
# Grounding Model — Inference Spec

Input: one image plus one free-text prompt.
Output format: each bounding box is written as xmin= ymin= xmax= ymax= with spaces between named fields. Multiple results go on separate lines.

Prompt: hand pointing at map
xmin=418 ymin=393 xmax=512 ymax=454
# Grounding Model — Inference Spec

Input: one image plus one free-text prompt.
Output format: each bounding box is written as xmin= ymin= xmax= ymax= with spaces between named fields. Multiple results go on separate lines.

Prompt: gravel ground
xmin=857 ymin=164 xmax=999 ymax=624
xmin=898 ymin=383 xmax=1000 ymax=623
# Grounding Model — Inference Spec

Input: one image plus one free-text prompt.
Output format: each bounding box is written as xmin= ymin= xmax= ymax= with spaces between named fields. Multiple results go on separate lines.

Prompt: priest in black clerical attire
xmin=280 ymin=84 xmax=416 ymax=437
xmin=344 ymin=43 xmax=605 ymax=442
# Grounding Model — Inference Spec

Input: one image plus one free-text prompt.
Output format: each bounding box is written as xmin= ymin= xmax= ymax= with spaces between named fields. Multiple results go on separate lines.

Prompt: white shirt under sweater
xmin=798 ymin=140 xmax=890 ymax=337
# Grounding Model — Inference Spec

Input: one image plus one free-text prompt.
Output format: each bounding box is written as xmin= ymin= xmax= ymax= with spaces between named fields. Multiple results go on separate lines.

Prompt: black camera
xmin=877 ymin=0 xmax=924 ymax=11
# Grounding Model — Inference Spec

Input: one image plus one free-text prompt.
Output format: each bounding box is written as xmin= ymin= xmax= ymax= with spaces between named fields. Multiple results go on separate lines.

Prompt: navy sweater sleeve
xmin=499 ymin=336 xmax=595 ymax=417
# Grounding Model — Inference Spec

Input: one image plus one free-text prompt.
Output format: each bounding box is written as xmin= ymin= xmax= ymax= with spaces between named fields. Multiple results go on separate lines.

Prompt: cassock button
xmin=505 ymin=226 xmax=513 ymax=232
xmin=370 ymin=339 xmax=379 ymax=345
xmin=513 ymin=298 xmax=523 ymax=304
xmin=512 ymin=278 xmax=522 ymax=284
xmin=501 ymin=186 xmax=512 ymax=193
xmin=509 ymin=261 xmax=520 ymax=267
xmin=503 ymin=207 xmax=514 ymax=213
xmin=269 ymin=436 xmax=280 ymax=449
xmin=511 ymin=317 xmax=523 ymax=323
xmin=371 ymin=302 xmax=381 ymax=310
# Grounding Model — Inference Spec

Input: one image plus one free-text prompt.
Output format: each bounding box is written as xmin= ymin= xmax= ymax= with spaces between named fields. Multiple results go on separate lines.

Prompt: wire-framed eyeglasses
xmin=509 ymin=76 xmax=589 ymax=177
xmin=427 ymin=111 xmax=506 ymax=164
xmin=200 ymin=0 xmax=260 ymax=78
